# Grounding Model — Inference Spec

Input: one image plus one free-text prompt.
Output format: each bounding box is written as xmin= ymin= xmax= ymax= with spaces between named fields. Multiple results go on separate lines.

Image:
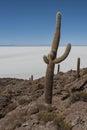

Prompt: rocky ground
xmin=0 ymin=68 xmax=87 ymax=130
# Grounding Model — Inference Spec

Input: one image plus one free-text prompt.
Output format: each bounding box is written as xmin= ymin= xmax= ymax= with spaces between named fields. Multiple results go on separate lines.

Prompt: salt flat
xmin=0 ymin=46 xmax=86 ymax=79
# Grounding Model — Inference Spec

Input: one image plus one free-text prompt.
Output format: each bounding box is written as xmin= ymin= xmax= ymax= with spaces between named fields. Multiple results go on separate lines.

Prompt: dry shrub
xmin=18 ymin=96 xmax=31 ymax=105
xmin=38 ymin=111 xmax=72 ymax=130
xmin=38 ymin=111 xmax=56 ymax=123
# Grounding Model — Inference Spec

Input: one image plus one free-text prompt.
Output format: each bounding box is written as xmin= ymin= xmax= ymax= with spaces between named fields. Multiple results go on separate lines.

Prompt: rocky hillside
xmin=0 ymin=68 xmax=87 ymax=130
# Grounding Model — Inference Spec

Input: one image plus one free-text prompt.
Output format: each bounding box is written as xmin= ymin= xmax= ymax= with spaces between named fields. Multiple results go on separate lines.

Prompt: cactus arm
xmin=53 ymin=43 xmax=71 ymax=64
xmin=51 ymin=12 xmax=61 ymax=54
xmin=43 ymin=55 xmax=49 ymax=64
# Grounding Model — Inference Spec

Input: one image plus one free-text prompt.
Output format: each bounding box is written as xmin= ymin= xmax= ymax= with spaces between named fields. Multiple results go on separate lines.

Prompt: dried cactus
xmin=43 ymin=12 xmax=71 ymax=104
xmin=77 ymin=57 xmax=80 ymax=78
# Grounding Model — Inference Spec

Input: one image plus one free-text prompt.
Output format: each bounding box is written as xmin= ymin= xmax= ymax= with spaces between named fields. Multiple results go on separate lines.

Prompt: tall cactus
xmin=43 ymin=12 xmax=71 ymax=104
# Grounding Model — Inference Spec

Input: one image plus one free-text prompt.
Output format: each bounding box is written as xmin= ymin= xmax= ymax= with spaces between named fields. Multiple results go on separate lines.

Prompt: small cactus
xmin=31 ymin=75 xmax=33 ymax=80
xmin=29 ymin=75 xmax=33 ymax=81
xmin=57 ymin=64 xmax=60 ymax=74
xmin=43 ymin=12 xmax=71 ymax=104
xmin=77 ymin=57 xmax=80 ymax=78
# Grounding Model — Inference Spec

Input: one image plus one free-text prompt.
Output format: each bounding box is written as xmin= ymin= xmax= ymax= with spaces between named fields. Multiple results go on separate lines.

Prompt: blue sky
xmin=0 ymin=0 xmax=87 ymax=46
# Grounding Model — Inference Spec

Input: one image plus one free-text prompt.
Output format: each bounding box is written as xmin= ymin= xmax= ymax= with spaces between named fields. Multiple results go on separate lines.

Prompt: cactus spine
xmin=77 ymin=57 xmax=80 ymax=78
xmin=43 ymin=12 xmax=71 ymax=104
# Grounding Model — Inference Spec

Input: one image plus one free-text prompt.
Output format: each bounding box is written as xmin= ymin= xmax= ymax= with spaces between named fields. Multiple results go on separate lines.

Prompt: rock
xmin=27 ymin=103 xmax=39 ymax=115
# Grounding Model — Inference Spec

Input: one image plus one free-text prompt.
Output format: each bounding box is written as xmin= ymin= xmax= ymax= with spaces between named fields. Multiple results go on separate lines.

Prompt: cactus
xmin=77 ymin=57 xmax=80 ymax=78
xmin=29 ymin=75 xmax=33 ymax=81
xmin=43 ymin=12 xmax=71 ymax=104
xmin=57 ymin=64 xmax=60 ymax=74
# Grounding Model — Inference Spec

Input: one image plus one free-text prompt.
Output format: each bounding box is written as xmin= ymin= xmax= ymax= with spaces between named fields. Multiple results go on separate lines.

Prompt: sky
xmin=0 ymin=0 xmax=87 ymax=46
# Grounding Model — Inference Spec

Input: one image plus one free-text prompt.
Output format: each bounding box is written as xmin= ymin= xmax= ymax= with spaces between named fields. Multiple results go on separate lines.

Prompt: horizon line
xmin=0 ymin=44 xmax=87 ymax=47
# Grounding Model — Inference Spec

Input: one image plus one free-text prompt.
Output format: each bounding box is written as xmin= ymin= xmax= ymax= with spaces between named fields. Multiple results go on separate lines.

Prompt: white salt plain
xmin=0 ymin=46 xmax=87 ymax=79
